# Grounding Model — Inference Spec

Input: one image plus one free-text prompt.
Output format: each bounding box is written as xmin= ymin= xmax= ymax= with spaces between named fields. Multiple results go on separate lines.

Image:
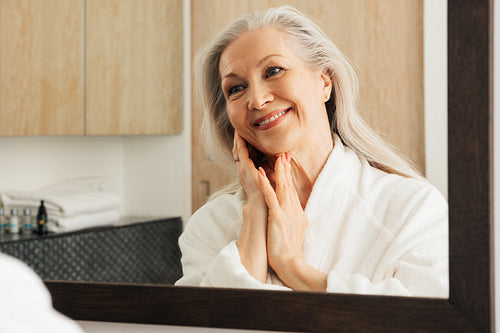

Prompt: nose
xmin=247 ymin=82 xmax=273 ymax=110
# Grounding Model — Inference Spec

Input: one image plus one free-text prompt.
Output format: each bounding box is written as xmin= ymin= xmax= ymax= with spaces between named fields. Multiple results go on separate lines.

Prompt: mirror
xmin=45 ymin=0 xmax=493 ymax=332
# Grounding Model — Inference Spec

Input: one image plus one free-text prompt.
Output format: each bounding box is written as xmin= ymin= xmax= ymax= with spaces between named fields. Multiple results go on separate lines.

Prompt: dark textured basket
xmin=0 ymin=217 xmax=183 ymax=285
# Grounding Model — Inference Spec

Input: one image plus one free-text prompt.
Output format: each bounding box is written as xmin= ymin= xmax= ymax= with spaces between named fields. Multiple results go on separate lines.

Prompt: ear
xmin=320 ymin=72 xmax=333 ymax=102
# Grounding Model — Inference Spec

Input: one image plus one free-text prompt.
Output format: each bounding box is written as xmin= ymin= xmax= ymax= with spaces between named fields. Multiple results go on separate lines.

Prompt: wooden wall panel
xmin=192 ymin=0 xmax=424 ymax=211
xmin=86 ymin=0 xmax=182 ymax=135
xmin=0 ymin=0 xmax=84 ymax=136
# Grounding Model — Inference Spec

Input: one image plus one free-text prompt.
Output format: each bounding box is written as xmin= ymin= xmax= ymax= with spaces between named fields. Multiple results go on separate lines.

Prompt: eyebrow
xmin=221 ymin=54 xmax=285 ymax=80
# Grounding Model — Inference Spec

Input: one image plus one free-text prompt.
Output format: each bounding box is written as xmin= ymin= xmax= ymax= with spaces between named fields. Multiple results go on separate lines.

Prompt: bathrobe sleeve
xmin=0 ymin=253 xmax=84 ymax=333
xmin=175 ymin=193 xmax=289 ymax=290
xmin=325 ymin=181 xmax=448 ymax=297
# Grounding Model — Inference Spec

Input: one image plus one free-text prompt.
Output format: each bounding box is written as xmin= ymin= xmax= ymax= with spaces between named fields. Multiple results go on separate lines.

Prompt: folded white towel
xmin=47 ymin=209 xmax=120 ymax=233
xmin=1 ymin=184 xmax=120 ymax=218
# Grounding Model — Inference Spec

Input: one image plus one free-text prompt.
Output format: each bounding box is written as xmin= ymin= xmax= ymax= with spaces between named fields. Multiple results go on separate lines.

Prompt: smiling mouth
xmin=255 ymin=108 xmax=291 ymax=127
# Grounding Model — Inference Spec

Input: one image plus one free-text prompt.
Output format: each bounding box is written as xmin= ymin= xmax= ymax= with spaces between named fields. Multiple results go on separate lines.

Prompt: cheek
xmin=225 ymin=105 xmax=238 ymax=124
xmin=226 ymin=105 xmax=247 ymax=132
xmin=291 ymin=83 xmax=325 ymax=116
xmin=278 ymin=78 xmax=320 ymax=106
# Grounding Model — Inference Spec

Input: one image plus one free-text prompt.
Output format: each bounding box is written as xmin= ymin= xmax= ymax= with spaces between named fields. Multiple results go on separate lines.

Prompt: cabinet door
xmin=0 ymin=0 xmax=84 ymax=136
xmin=86 ymin=0 xmax=183 ymax=135
xmin=191 ymin=0 xmax=424 ymax=211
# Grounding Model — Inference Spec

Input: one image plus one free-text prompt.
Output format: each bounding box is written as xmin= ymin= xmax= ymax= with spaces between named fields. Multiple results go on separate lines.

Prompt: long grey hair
xmin=194 ymin=6 xmax=422 ymax=198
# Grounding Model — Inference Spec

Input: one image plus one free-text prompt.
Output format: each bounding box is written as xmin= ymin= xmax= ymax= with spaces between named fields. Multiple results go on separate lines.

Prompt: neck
xmin=266 ymin=134 xmax=334 ymax=208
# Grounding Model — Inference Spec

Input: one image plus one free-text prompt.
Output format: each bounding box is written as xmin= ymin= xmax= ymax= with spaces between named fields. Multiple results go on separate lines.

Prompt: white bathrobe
xmin=0 ymin=253 xmax=84 ymax=333
xmin=176 ymin=136 xmax=449 ymax=298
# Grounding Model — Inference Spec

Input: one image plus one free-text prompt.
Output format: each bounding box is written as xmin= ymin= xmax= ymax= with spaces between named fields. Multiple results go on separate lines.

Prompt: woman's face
xmin=219 ymin=27 xmax=333 ymax=157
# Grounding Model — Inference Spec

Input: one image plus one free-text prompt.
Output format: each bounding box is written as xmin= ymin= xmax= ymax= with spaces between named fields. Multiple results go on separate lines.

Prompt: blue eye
xmin=227 ymin=85 xmax=244 ymax=97
xmin=266 ymin=67 xmax=283 ymax=77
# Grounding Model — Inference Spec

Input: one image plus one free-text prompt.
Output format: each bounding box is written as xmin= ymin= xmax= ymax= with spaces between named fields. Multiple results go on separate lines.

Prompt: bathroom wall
xmin=0 ymin=134 xmax=191 ymax=223
xmin=122 ymin=135 xmax=190 ymax=220
xmin=424 ymin=0 xmax=447 ymax=199
xmin=0 ymin=136 xmax=126 ymax=206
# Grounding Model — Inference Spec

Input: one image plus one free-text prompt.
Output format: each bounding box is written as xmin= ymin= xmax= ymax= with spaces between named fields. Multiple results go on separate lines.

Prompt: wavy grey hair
xmin=195 ymin=6 xmax=422 ymax=198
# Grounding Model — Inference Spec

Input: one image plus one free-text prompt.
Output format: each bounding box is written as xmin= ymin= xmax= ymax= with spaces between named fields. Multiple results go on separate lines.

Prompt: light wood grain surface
xmin=191 ymin=0 xmax=424 ymax=211
xmin=86 ymin=0 xmax=183 ymax=135
xmin=0 ymin=0 xmax=84 ymax=135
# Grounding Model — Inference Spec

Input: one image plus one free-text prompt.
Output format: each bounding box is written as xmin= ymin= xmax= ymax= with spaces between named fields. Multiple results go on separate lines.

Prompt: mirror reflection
xmin=181 ymin=2 xmax=448 ymax=298
xmin=0 ymin=0 xmax=448 ymax=299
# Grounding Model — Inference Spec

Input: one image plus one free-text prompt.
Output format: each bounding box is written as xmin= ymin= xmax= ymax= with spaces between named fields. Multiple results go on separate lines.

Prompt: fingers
xmin=233 ymin=131 xmax=262 ymax=198
xmin=232 ymin=131 xmax=238 ymax=160
xmin=262 ymin=162 xmax=276 ymax=187
xmin=258 ymin=167 xmax=280 ymax=212
xmin=284 ymin=152 xmax=293 ymax=189
xmin=274 ymin=153 xmax=295 ymax=206
xmin=284 ymin=153 xmax=302 ymax=208
xmin=274 ymin=154 xmax=287 ymax=191
xmin=232 ymin=131 xmax=250 ymax=161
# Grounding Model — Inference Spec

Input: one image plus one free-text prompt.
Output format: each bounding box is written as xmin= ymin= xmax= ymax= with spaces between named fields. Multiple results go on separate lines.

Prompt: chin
xmin=257 ymin=145 xmax=289 ymax=158
xmin=250 ymin=133 xmax=298 ymax=157
xmin=255 ymin=139 xmax=291 ymax=155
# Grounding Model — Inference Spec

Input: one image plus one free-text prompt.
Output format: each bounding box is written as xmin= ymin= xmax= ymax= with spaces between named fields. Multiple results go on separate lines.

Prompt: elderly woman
xmin=176 ymin=6 xmax=448 ymax=297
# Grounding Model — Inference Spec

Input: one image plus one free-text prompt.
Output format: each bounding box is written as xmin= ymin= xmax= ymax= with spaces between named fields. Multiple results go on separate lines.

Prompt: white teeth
xmin=258 ymin=109 xmax=289 ymax=126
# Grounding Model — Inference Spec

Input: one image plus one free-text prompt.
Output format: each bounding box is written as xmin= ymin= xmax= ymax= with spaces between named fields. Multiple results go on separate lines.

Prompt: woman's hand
xmin=232 ymin=131 xmax=264 ymax=202
xmin=258 ymin=153 xmax=327 ymax=291
xmin=259 ymin=153 xmax=308 ymax=272
xmin=233 ymin=131 xmax=268 ymax=283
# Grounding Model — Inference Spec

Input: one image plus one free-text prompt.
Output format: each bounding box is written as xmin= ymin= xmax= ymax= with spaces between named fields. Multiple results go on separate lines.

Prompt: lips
xmin=253 ymin=108 xmax=291 ymax=128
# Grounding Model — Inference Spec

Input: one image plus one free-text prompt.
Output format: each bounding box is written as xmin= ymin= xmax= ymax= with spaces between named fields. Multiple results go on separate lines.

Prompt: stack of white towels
xmin=0 ymin=179 xmax=121 ymax=233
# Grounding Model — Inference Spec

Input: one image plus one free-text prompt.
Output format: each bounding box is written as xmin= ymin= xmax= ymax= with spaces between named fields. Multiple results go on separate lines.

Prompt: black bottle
xmin=36 ymin=200 xmax=48 ymax=235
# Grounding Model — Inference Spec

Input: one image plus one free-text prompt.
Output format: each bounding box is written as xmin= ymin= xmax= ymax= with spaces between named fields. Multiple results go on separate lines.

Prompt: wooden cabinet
xmin=0 ymin=0 xmax=182 ymax=136
xmin=191 ymin=0 xmax=424 ymax=211
xmin=0 ymin=0 xmax=84 ymax=135
xmin=86 ymin=0 xmax=182 ymax=135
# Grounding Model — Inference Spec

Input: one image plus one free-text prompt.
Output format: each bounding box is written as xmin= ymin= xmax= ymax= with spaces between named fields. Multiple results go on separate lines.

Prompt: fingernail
xmin=286 ymin=152 xmax=291 ymax=163
xmin=258 ymin=167 xmax=266 ymax=177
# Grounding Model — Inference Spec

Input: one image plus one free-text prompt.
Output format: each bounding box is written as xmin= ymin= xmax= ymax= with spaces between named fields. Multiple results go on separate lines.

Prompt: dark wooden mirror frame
xmin=43 ymin=1 xmax=494 ymax=332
